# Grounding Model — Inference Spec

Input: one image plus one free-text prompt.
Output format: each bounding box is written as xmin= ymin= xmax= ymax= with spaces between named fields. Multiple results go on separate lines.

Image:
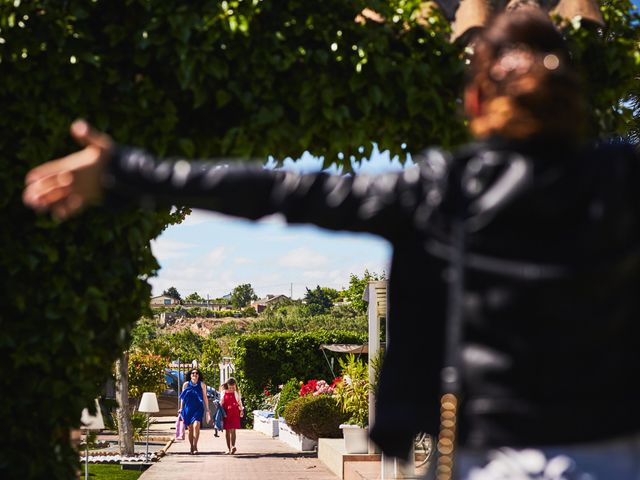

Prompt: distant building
xmin=251 ymin=294 xmax=289 ymax=313
xmin=185 ymin=301 xmax=233 ymax=311
xmin=150 ymin=295 xmax=180 ymax=306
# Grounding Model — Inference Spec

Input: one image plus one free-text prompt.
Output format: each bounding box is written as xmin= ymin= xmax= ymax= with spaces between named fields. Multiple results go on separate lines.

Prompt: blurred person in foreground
xmin=23 ymin=6 xmax=640 ymax=478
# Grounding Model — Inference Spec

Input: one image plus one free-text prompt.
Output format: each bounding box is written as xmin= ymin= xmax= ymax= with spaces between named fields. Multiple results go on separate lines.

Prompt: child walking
xmin=220 ymin=377 xmax=244 ymax=454
xmin=212 ymin=383 xmax=226 ymax=437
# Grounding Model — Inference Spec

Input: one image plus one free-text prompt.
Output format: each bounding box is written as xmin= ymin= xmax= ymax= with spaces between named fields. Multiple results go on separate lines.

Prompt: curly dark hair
xmin=189 ymin=368 xmax=204 ymax=382
xmin=467 ymin=6 xmax=585 ymax=143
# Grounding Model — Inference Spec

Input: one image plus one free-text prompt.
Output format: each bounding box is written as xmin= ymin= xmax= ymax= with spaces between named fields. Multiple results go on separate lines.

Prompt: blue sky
xmin=150 ymin=147 xmax=412 ymax=300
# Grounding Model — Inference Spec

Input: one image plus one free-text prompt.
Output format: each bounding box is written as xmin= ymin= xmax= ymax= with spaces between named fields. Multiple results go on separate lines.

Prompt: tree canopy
xmin=163 ymin=286 xmax=183 ymax=301
xmin=184 ymin=291 xmax=205 ymax=304
xmin=0 ymin=1 xmax=637 ymax=477
xmin=231 ymin=283 xmax=258 ymax=308
xmin=303 ymin=285 xmax=339 ymax=315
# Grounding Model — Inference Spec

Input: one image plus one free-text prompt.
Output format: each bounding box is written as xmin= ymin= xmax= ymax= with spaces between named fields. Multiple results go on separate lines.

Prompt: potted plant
xmin=334 ymin=354 xmax=370 ymax=454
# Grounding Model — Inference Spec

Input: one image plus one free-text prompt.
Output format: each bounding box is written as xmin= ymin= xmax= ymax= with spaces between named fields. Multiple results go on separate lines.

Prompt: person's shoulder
xmin=182 ymin=381 xmax=189 ymax=388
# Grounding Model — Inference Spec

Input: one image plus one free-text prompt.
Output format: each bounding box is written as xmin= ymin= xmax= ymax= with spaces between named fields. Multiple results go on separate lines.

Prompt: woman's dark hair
xmin=189 ymin=368 xmax=203 ymax=382
xmin=467 ymin=5 xmax=585 ymax=142
xmin=227 ymin=377 xmax=237 ymax=386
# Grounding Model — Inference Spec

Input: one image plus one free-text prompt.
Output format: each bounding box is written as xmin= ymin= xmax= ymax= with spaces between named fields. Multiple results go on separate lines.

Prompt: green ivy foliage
xmin=233 ymin=331 xmax=365 ymax=414
xmin=0 ymin=0 xmax=637 ymax=477
xmin=564 ymin=0 xmax=640 ymax=138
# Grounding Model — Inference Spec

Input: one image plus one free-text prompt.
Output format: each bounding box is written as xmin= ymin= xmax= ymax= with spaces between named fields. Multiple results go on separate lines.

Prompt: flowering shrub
xmin=299 ymin=379 xmax=317 ymax=396
xmin=128 ymin=353 xmax=168 ymax=399
xmin=299 ymin=377 xmax=342 ymax=397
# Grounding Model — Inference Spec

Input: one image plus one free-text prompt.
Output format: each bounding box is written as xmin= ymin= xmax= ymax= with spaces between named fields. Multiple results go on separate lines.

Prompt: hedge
xmin=233 ymin=330 xmax=366 ymax=413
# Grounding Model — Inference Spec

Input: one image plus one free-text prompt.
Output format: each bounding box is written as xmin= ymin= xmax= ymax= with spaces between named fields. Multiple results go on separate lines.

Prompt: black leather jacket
xmin=105 ymin=138 xmax=640 ymax=457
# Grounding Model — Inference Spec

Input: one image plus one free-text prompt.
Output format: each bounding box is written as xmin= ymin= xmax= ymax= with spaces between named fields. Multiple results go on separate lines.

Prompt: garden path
xmin=139 ymin=417 xmax=338 ymax=480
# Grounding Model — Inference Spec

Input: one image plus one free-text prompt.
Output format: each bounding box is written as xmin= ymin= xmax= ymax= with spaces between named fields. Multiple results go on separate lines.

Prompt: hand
xmin=206 ymin=411 xmax=211 ymax=423
xmin=23 ymin=120 xmax=113 ymax=221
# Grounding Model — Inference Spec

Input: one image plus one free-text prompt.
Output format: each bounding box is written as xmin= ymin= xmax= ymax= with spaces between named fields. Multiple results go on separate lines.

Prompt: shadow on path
xmin=169 ymin=450 xmax=316 ymax=459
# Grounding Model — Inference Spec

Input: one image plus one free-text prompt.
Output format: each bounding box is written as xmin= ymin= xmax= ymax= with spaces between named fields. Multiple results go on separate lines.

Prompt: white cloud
xmin=234 ymin=256 xmax=254 ymax=265
xmin=178 ymin=209 xmax=224 ymax=226
xmin=149 ymin=264 xmax=241 ymax=298
xmin=205 ymin=246 xmax=228 ymax=266
xmin=278 ymin=247 xmax=329 ymax=268
xmin=150 ymin=238 xmax=197 ymax=260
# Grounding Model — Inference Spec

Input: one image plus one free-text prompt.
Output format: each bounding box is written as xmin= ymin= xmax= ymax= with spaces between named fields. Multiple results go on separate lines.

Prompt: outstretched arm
xmin=25 ymin=121 xmax=442 ymax=240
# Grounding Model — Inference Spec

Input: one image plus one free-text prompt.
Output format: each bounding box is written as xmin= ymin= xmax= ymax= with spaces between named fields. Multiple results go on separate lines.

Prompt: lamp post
xmin=80 ymin=399 xmax=105 ymax=480
xmin=137 ymin=392 xmax=160 ymax=462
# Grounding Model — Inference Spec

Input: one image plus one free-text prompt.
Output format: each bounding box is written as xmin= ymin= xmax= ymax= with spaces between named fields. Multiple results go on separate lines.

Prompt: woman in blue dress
xmin=178 ymin=369 xmax=210 ymax=454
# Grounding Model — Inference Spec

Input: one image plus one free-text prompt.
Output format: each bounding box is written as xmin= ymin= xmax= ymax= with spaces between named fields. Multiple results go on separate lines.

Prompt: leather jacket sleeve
xmin=103 ymin=146 xmax=449 ymax=241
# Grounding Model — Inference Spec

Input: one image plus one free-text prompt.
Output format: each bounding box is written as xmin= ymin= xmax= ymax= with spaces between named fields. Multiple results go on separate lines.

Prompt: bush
xmin=233 ymin=330 xmax=366 ymax=414
xmin=276 ymin=378 xmax=300 ymax=418
xmin=247 ymin=308 xmax=368 ymax=333
xmin=128 ymin=353 xmax=167 ymax=399
xmin=283 ymin=395 xmax=348 ymax=440
xmin=209 ymin=322 xmax=245 ymax=339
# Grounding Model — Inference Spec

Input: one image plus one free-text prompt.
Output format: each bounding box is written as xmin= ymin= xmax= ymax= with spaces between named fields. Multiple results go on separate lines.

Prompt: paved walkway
xmin=140 ymin=417 xmax=338 ymax=480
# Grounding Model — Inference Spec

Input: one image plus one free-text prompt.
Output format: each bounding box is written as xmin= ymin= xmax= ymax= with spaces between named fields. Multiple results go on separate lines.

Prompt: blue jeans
xmin=452 ymin=434 xmax=640 ymax=479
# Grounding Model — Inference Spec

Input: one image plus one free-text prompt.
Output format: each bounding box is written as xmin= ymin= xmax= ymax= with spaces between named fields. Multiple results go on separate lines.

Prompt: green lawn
xmin=86 ymin=464 xmax=143 ymax=479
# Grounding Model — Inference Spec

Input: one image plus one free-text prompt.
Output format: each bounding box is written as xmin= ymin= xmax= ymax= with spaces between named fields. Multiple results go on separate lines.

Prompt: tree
xmin=231 ymin=283 xmax=258 ymax=309
xmin=303 ymin=285 xmax=338 ymax=315
xmin=129 ymin=317 xmax=160 ymax=353
xmin=184 ymin=292 xmax=205 ymax=304
xmin=342 ymin=270 xmax=386 ymax=314
xmin=200 ymin=338 xmax=223 ymax=386
xmin=163 ymin=329 xmax=205 ymax=363
xmin=115 ymin=352 xmax=134 ymax=455
xmin=2 ymin=0 xmax=637 ymax=477
xmin=163 ymin=287 xmax=182 ymax=302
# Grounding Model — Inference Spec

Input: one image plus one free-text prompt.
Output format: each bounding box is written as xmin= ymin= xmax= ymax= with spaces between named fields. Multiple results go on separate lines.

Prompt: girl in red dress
xmin=220 ymin=377 xmax=244 ymax=454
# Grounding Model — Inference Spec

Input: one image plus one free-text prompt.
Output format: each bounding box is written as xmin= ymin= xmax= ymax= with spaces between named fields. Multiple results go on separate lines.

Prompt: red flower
xmin=299 ymin=379 xmax=318 ymax=396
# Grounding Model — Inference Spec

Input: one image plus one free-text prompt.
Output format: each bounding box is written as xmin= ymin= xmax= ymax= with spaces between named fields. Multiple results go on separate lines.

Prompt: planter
xmin=252 ymin=410 xmax=279 ymax=437
xmin=278 ymin=419 xmax=317 ymax=451
xmin=340 ymin=424 xmax=369 ymax=454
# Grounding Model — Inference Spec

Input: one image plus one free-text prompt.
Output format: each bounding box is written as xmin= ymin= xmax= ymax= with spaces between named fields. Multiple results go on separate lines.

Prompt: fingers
xmin=70 ymin=119 xmax=113 ymax=150
xmin=51 ymin=194 xmax=84 ymax=221
xmin=25 ymin=156 xmax=73 ymax=186
xmin=23 ymin=170 xmax=74 ymax=209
